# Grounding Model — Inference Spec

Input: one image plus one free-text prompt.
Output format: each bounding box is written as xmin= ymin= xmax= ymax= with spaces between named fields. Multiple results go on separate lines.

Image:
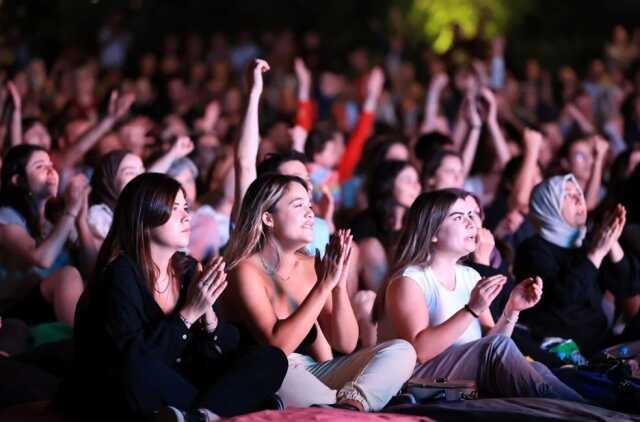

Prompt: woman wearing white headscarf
xmin=514 ymin=174 xmax=640 ymax=356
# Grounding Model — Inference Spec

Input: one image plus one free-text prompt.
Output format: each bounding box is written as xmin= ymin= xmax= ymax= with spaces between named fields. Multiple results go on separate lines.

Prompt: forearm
xmin=509 ymin=150 xmax=538 ymax=212
xmin=147 ymin=150 xmax=178 ymax=174
xmin=585 ymin=160 xmax=604 ymax=210
xmin=461 ymin=126 xmax=482 ymax=178
xmin=328 ymin=287 xmax=359 ymax=353
xmin=32 ymin=215 xmax=75 ymax=268
xmin=421 ymin=87 xmax=442 ymax=133
xmin=486 ymin=309 xmax=519 ymax=337
xmin=57 ymin=116 xmax=116 ymax=170
xmin=414 ymin=309 xmax=476 ymax=363
xmin=232 ymin=91 xmax=261 ymax=220
xmin=10 ymin=109 xmax=22 ymax=147
xmin=487 ymin=119 xmax=510 ymax=167
xmin=267 ymin=283 xmax=333 ymax=355
xmin=75 ymin=218 xmax=98 ymax=275
xmin=451 ymin=114 xmax=468 ymax=149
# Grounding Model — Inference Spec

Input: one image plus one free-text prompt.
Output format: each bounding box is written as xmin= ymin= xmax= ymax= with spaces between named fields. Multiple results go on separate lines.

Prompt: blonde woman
xmin=221 ymin=174 xmax=415 ymax=411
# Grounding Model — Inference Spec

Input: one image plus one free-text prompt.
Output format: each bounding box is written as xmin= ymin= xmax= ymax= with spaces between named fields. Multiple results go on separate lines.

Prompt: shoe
xmin=263 ymin=394 xmax=285 ymax=410
xmin=155 ymin=406 xmax=208 ymax=422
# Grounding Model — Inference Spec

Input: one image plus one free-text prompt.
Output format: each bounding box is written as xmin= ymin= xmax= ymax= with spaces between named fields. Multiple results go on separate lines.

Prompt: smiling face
xmin=561 ymin=179 xmax=587 ymax=228
xmin=150 ymin=189 xmax=192 ymax=250
xmin=23 ymin=150 xmax=59 ymax=200
xmin=115 ymin=153 xmax=145 ymax=194
xmin=393 ymin=165 xmax=421 ymax=208
xmin=432 ymin=198 xmax=478 ymax=258
xmin=263 ymin=181 xmax=314 ymax=247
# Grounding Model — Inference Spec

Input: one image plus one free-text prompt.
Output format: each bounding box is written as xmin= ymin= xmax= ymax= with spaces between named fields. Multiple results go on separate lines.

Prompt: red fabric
xmin=225 ymin=408 xmax=434 ymax=422
xmin=296 ymin=100 xmax=316 ymax=131
xmin=338 ymin=111 xmax=375 ymax=183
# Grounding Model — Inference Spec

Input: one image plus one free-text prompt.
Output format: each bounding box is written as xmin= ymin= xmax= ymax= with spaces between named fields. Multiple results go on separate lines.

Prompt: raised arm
xmin=480 ymin=87 xmax=511 ymax=168
xmin=6 ymin=81 xmax=22 ymax=147
xmin=54 ymin=91 xmax=134 ymax=171
xmin=337 ymin=67 xmax=384 ymax=182
xmin=508 ymin=128 xmax=542 ymax=213
xmin=292 ymin=58 xmax=312 ymax=152
xmin=584 ymin=135 xmax=608 ymax=211
xmin=147 ymin=135 xmax=194 ymax=173
xmin=420 ymin=73 xmax=449 ymax=134
xmin=459 ymin=96 xmax=483 ymax=179
xmin=231 ymin=59 xmax=270 ymax=224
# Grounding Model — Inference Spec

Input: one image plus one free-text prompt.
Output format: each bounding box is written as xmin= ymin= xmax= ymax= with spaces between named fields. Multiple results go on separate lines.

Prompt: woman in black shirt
xmin=67 ymin=173 xmax=287 ymax=421
xmin=514 ymin=174 xmax=640 ymax=356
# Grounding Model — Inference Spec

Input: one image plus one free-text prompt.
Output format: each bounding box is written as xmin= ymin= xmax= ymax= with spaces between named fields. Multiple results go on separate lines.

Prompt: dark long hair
xmin=373 ymin=188 xmax=471 ymax=321
xmin=0 ymin=144 xmax=50 ymax=238
xmin=89 ymin=149 xmax=129 ymax=210
xmin=94 ymin=172 xmax=189 ymax=293
xmin=367 ymin=160 xmax=415 ymax=245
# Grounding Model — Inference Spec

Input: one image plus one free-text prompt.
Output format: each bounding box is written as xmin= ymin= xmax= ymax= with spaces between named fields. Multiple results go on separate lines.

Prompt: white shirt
xmin=379 ymin=264 xmax=483 ymax=347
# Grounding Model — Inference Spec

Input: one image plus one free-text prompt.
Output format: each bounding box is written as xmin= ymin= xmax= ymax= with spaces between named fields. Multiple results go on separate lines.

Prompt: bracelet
xmin=504 ymin=313 xmax=519 ymax=325
xmin=464 ymin=304 xmax=480 ymax=318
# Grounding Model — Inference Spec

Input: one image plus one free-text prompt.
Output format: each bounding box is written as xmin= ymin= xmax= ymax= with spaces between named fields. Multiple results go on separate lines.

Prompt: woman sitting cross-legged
xmin=221 ymin=174 xmax=416 ymax=411
xmin=375 ymin=188 xmax=583 ymax=401
xmin=64 ymin=173 xmax=287 ymax=421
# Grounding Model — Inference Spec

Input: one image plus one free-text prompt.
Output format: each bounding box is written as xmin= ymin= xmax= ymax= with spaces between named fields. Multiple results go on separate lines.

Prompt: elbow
xmin=32 ymin=256 xmax=54 ymax=270
xmin=416 ymin=349 xmax=436 ymax=365
xmin=334 ymin=338 xmax=358 ymax=355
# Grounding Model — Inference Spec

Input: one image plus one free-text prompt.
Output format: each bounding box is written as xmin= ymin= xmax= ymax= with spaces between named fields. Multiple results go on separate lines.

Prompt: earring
xmin=432 ymin=237 xmax=438 ymax=243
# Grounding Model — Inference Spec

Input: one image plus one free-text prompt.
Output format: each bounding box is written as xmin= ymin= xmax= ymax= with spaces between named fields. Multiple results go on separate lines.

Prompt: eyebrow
xmin=288 ymin=196 xmax=307 ymax=205
xmin=448 ymin=211 xmax=465 ymax=217
xmin=29 ymin=160 xmax=48 ymax=167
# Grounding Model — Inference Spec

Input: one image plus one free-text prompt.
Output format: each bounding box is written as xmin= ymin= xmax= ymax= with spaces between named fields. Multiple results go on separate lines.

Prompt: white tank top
xmin=379 ymin=264 xmax=482 ymax=346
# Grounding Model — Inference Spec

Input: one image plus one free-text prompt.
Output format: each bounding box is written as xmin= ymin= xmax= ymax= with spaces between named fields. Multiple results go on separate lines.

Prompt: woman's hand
xmin=506 ymin=276 xmax=543 ymax=313
xmin=64 ymin=174 xmax=89 ymax=217
xmin=473 ymin=228 xmax=495 ymax=266
xmin=589 ymin=204 xmax=626 ymax=266
xmin=181 ymin=257 xmax=227 ymax=326
xmin=247 ymin=59 xmax=270 ymax=96
xmin=315 ymin=229 xmax=352 ymax=291
xmin=467 ymin=275 xmax=507 ymax=315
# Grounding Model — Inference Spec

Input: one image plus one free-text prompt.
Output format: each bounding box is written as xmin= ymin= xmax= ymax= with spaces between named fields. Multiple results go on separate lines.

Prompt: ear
xmin=261 ymin=211 xmax=274 ymax=229
xmin=11 ymin=174 xmax=20 ymax=187
xmin=560 ymin=157 xmax=569 ymax=170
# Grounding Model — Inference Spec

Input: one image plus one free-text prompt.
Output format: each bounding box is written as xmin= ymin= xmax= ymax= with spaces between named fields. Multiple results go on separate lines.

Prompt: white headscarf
xmin=529 ymin=174 xmax=587 ymax=248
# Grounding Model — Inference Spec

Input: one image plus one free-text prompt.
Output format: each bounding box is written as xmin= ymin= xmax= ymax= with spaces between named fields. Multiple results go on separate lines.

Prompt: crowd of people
xmin=1 ymin=16 xmax=640 ymax=420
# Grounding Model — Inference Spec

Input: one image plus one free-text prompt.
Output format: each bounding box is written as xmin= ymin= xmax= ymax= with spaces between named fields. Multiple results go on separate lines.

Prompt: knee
xmin=482 ymin=335 xmax=519 ymax=361
xmin=55 ymin=266 xmax=84 ymax=292
xmin=249 ymin=346 xmax=288 ymax=388
xmin=378 ymin=339 xmax=417 ymax=370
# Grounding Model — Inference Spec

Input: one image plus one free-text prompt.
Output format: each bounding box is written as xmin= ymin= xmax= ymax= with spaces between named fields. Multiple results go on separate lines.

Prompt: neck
xmin=34 ymin=197 xmax=49 ymax=222
xmin=428 ymin=250 xmax=462 ymax=278
xmin=392 ymin=205 xmax=406 ymax=231
xmin=149 ymin=243 xmax=176 ymax=283
xmin=261 ymin=238 xmax=300 ymax=277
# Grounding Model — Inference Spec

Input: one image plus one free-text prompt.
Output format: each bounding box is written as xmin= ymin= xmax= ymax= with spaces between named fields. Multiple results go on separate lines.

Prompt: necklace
xmin=259 ymin=254 xmax=293 ymax=282
xmin=154 ymin=275 xmax=172 ymax=294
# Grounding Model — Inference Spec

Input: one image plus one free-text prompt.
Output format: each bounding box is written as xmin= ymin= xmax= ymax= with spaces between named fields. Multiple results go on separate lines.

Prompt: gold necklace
xmin=154 ymin=275 xmax=171 ymax=294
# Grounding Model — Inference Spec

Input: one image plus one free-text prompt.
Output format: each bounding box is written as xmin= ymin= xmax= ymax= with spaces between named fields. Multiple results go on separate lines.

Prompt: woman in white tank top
xmin=375 ymin=189 xmax=583 ymax=401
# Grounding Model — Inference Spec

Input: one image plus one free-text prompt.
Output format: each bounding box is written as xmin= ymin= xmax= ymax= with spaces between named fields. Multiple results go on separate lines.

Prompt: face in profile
xmin=263 ymin=181 xmax=314 ymax=246
xmin=430 ymin=155 xmax=464 ymax=191
xmin=150 ymin=189 xmax=192 ymax=250
xmin=561 ymin=179 xmax=587 ymax=228
xmin=393 ymin=165 xmax=421 ymax=208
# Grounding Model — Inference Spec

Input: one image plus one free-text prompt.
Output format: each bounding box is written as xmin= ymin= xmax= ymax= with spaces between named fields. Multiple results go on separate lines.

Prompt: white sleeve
xmin=88 ymin=204 xmax=113 ymax=240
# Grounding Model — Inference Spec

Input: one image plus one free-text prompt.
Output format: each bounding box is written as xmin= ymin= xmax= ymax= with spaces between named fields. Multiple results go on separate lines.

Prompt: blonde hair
xmin=225 ymin=174 xmax=309 ymax=270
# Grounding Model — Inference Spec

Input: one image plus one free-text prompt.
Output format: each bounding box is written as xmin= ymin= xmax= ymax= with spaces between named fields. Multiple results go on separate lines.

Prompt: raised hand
xmin=107 ymin=90 xmax=135 ymax=121
xmin=169 ymin=135 xmax=195 ymax=159
xmin=523 ymin=128 xmax=543 ymax=153
xmin=474 ymin=227 xmax=495 ymax=266
xmin=506 ymin=276 xmax=543 ymax=313
xmin=6 ymin=81 xmax=21 ymax=109
xmin=480 ymin=87 xmax=498 ymax=122
xmin=467 ymin=275 xmax=507 ymax=316
xmin=182 ymin=257 xmax=228 ymax=325
xmin=430 ymin=73 xmax=449 ymax=92
xmin=294 ymin=57 xmax=312 ymax=98
xmin=316 ymin=184 xmax=335 ymax=226
xmin=247 ymin=59 xmax=270 ymax=96
xmin=64 ymin=174 xmax=90 ymax=217
xmin=366 ymin=67 xmax=385 ymax=101
xmin=590 ymin=204 xmax=626 ymax=264
xmin=463 ymin=96 xmax=482 ymax=128
xmin=592 ymin=135 xmax=610 ymax=161
xmin=315 ymin=229 xmax=352 ymax=291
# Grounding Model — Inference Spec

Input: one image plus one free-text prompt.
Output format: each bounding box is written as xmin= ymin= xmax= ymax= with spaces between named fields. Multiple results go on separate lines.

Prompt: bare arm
xmin=55 ymin=91 xmax=134 ymax=171
xmin=508 ymin=128 xmax=542 ymax=213
xmin=6 ymin=82 xmax=22 ymax=147
xmin=481 ymin=87 xmax=511 ymax=168
xmin=231 ymin=59 xmax=270 ymax=224
xmin=584 ymin=136 xmax=608 ymax=211
xmin=291 ymin=58 xmax=312 ymax=152
xmin=460 ymin=97 xmax=482 ymax=179
xmin=147 ymin=136 xmax=194 ymax=173
xmin=421 ymin=74 xmax=448 ymax=134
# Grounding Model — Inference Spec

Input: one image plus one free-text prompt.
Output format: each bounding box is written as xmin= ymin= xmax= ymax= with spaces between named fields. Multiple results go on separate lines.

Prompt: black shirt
xmin=70 ymin=254 xmax=240 ymax=403
xmin=514 ymin=235 xmax=640 ymax=355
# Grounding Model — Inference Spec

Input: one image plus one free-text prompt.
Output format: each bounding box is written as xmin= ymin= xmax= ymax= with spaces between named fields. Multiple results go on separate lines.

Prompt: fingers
xmin=254 ymin=59 xmax=270 ymax=74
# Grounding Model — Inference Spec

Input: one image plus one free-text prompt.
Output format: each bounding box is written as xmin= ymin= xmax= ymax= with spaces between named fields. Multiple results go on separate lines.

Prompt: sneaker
xmin=155 ymin=406 xmax=208 ymax=422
